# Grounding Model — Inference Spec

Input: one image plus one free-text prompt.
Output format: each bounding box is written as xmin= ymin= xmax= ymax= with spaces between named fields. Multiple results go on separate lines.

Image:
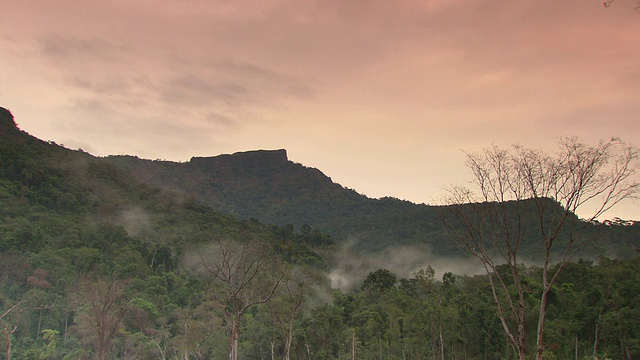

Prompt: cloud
xmin=38 ymin=35 xmax=129 ymax=63
xmin=161 ymin=75 xmax=247 ymax=106
xmin=158 ymin=61 xmax=316 ymax=110
xmin=216 ymin=60 xmax=316 ymax=100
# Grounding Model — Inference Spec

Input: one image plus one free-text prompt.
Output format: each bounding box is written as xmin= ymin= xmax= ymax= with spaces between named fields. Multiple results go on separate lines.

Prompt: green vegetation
xmin=1 ymin=107 xmax=639 ymax=359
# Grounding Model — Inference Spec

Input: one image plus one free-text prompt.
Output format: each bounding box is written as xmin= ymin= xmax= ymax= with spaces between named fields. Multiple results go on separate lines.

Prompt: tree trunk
xmin=64 ymin=314 xmax=68 ymax=342
xmin=437 ymin=296 xmax=445 ymax=360
xmin=517 ymin=344 xmax=526 ymax=360
xmin=352 ymin=330 xmax=356 ymax=360
xmin=270 ymin=339 xmax=276 ymax=360
xmin=536 ymin=287 xmax=551 ymax=360
xmin=439 ymin=324 xmax=445 ymax=360
xmin=3 ymin=329 xmax=11 ymax=360
xmin=593 ymin=312 xmax=601 ymax=359
xmin=98 ymin=337 xmax=108 ymax=360
xmin=283 ymin=319 xmax=293 ymax=360
xmin=36 ymin=309 xmax=42 ymax=339
xmin=305 ymin=343 xmax=311 ymax=360
xmin=617 ymin=311 xmax=631 ymax=360
xmin=516 ymin=272 xmax=527 ymax=360
xmin=229 ymin=320 xmax=239 ymax=360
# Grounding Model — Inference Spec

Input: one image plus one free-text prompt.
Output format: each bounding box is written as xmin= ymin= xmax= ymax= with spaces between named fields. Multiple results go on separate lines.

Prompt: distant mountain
xmin=104 ymin=148 xmax=640 ymax=259
xmin=104 ymin=151 xmax=458 ymax=253
xmin=2 ymin=106 xmax=637 ymax=260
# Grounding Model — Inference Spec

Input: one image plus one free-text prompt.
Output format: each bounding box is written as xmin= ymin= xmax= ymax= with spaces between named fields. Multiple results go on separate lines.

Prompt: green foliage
xmin=361 ymin=269 xmax=397 ymax=298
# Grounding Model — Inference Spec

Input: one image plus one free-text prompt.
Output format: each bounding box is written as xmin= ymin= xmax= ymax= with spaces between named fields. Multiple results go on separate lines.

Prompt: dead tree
xmin=192 ymin=238 xmax=285 ymax=360
xmin=443 ymin=137 xmax=639 ymax=360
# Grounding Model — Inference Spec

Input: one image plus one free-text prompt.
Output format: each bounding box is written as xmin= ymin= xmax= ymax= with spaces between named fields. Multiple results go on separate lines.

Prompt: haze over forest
xmin=5 ymin=108 xmax=639 ymax=285
xmin=1 ymin=107 xmax=639 ymax=359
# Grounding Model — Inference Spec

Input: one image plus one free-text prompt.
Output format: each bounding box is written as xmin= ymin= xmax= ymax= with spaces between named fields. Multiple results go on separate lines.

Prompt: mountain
xmin=0 ymin=107 xmax=323 ymax=264
xmin=104 ymin=145 xmax=640 ymax=259
xmin=2 ymin=106 xmax=638 ymax=260
xmin=104 ymin=151 xmax=457 ymax=253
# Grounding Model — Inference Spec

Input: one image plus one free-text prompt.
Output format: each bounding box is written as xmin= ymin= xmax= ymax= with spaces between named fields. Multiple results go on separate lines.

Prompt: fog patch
xmin=181 ymin=243 xmax=211 ymax=276
xmin=328 ymin=238 xmax=486 ymax=291
xmin=116 ymin=207 xmax=152 ymax=237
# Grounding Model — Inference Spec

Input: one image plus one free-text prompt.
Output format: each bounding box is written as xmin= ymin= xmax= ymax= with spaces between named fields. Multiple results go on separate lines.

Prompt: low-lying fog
xmin=327 ymin=238 xmax=486 ymax=291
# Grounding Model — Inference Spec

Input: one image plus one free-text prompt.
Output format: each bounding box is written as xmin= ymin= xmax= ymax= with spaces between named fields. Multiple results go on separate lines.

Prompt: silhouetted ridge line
xmin=189 ymin=149 xmax=288 ymax=169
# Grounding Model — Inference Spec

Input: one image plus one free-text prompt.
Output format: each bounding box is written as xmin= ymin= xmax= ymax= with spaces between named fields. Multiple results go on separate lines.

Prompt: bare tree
xmin=267 ymin=265 xmax=321 ymax=360
xmin=442 ymin=137 xmax=639 ymax=360
xmin=191 ymin=238 xmax=285 ymax=360
xmin=72 ymin=274 xmax=132 ymax=360
xmin=167 ymin=303 xmax=219 ymax=360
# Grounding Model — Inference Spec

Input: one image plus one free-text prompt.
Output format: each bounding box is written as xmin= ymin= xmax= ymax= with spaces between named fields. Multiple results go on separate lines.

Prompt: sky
xmin=1 ymin=0 xmax=639 ymax=220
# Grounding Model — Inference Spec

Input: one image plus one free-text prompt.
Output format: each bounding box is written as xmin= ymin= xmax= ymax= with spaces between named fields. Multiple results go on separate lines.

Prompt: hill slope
xmin=105 ymin=151 xmax=456 ymax=253
xmin=0 ymin=107 xmax=323 ymax=263
xmin=105 ymin=147 xmax=640 ymax=259
xmin=3 ymin=106 xmax=638 ymax=260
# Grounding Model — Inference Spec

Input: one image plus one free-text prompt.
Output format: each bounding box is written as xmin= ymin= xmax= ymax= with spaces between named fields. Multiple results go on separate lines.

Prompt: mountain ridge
xmin=3 ymin=106 xmax=639 ymax=259
xmin=103 ymin=147 xmax=640 ymax=258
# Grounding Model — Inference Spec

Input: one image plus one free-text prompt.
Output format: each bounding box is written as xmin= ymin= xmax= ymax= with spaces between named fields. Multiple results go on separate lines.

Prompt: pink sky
xmin=1 ymin=0 xmax=639 ymax=219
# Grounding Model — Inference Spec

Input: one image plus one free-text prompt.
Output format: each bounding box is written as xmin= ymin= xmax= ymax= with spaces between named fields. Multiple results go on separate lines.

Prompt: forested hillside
xmin=0 ymin=107 xmax=328 ymax=359
xmin=105 ymin=151 xmax=450 ymax=253
xmin=1 ymin=107 xmax=639 ymax=359
xmin=105 ymin=146 xmax=640 ymax=259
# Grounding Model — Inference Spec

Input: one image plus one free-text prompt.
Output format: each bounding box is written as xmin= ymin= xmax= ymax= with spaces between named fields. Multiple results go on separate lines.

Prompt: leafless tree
xmin=72 ymin=275 xmax=132 ymax=360
xmin=191 ymin=238 xmax=285 ymax=360
xmin=167 ymin=303 xmax=218 ymax=360
xmin=442 ymin=137 xmax=639 ymax=360
xmin=267 ymin=265 xmax=321 ymax=360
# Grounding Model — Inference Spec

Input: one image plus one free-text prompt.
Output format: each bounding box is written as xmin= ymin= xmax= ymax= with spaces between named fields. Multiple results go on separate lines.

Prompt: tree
xmin=266 ymin=265 xmax=321 ymax=360
xmin=167 ymin=302 xmax=220 ymax=360
xmin=443 ymin=137 xmax=639 ymax=359
xmin=0 ymin=254 xmax=51 ymax=360
xmin=190 ymin=238 xmax=285 ymax=360
xmin=361 ymin=269 xmax=397 ymax=299
xmin=72 ymin=274 xmax=132 ymax=360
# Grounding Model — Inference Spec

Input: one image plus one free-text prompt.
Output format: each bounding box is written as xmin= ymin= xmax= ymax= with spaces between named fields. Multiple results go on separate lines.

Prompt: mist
xmin=327 ymin=238 xmax=486 ymax=291
xmin=116 ymin=207 xmax=152 ymax=237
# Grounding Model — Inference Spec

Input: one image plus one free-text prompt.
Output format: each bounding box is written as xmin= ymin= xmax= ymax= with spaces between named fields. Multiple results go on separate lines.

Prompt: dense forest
xmin=1 ymin=107 xmax=639 ymax=359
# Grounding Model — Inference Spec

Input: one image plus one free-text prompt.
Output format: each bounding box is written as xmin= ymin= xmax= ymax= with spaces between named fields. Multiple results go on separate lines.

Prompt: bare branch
xmin=442 ymin=137 xmax=639 ymax=360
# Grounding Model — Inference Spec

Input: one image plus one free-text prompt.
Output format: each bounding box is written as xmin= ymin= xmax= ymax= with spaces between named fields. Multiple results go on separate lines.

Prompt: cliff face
xmin=106 ymin=148 xmax=451 ymax=251
xmin=105 ymin=148 xmax=356 ymax=227
xmin=0 ymin=107 xmax=18 ymax=131
xmin=190 ymin=149 xmax=288 ymax=170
